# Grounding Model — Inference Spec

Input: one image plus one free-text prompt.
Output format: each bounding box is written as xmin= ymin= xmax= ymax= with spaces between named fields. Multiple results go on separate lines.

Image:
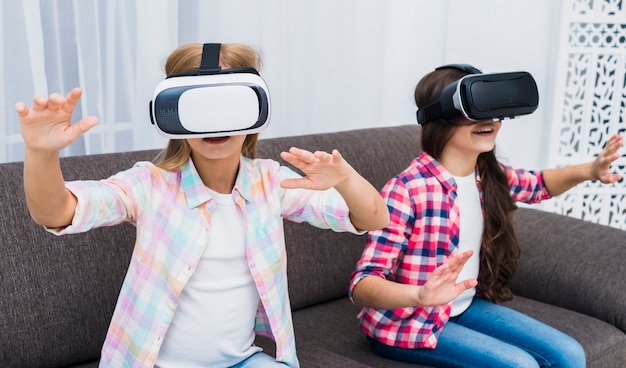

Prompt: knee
xmin=504 ymin=349 xmax=540 ymax=368
xmin=535 ymin=334 xmax=585 ymax=368
xmin=554 ymin=336 xmax=586 ymax=367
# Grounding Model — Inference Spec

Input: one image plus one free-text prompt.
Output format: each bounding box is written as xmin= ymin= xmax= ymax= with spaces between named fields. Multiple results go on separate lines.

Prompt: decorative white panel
xmin=547 ymin=0 xmax=626 ymax=230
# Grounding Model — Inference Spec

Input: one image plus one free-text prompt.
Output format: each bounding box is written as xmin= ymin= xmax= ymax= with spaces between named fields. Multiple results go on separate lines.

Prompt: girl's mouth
xmin=472 ymin=123 xmax=496 ymax=135
xmin=203 ymin=136 xmax=230 ymax=144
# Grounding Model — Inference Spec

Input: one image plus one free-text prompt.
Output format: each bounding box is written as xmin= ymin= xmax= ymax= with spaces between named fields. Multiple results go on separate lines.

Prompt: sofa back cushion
xmin=511 ymin=206 xmax=626 ymax=334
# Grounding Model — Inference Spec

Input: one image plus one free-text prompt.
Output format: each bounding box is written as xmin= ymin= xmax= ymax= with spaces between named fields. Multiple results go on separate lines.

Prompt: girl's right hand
xmin=15 ymin=87 xmax=98 ymax=152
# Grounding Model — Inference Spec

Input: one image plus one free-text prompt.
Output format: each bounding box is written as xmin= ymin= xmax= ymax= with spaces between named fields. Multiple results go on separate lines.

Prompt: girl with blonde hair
xmin=16 ymin=42 xmax=389 ymax=368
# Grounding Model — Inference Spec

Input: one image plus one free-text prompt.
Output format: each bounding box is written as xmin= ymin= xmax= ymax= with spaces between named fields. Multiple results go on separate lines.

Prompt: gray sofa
xmin=1 ymin=124 xmax=625 ymax=367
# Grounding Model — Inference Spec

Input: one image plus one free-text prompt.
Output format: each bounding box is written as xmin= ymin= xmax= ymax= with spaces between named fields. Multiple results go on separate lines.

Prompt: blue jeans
xmin=230 ymin=351 xmax=287 ymax=368
xmin=367 ymin=298 xmax=586 ymax=368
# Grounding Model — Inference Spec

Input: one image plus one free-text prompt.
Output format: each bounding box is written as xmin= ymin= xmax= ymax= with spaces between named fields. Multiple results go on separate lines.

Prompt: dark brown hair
xmin=414 ymin=68 xmax=519 ymax=303
xmin=156 ymin=43 xmax=262 ymax=170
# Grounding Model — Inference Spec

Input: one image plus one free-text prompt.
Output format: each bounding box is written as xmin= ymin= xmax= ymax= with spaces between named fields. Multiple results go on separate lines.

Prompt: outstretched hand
xmin=592 ymin=134 xmax=623 ymax=184
xmin=15 ymin=87 xmax=98 ymax=152
xmin=416 ymin=250 xmax=478 ymax=307
xmin=279 ymin=147 xmax=353 ymax=190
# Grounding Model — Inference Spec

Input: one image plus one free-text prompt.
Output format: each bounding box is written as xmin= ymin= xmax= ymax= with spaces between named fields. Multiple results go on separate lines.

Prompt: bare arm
xmin=279 ymin=148 xmax=389 ymax=230
xmin=543 ymin=134 xmax=623 ymax=196
xmin=352 ymin=250 xmax=477 ymax=309
xmin=16 ymin=88 xmax=98 ymax=227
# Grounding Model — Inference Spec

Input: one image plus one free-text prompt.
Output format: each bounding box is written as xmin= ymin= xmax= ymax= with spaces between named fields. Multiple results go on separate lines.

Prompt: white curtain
xmin=2 ymin=0 xmax=561 ymax=166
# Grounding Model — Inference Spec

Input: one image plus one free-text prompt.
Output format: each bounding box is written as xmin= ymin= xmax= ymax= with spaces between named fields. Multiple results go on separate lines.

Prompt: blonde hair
xmin=155 ymin=43 xmax=263 ymax=171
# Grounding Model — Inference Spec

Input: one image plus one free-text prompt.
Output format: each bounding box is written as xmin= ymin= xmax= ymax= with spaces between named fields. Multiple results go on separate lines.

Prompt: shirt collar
xmin=232 ymin=156 xmax=259 ymax=202
xmin=419 ymin=151 xmax=456 ymax=190
xmin=418 ymin=151 xmax=482 ymax=192
xmin=180 ymin=156 xmax=257 ymax=208
xmin=181 ymin=158 xmax=212 ymax=208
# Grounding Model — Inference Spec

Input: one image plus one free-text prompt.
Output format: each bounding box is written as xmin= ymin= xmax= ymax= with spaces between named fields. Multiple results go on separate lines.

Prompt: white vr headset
xmin=149 ymin=43 xmax=270 ymax=139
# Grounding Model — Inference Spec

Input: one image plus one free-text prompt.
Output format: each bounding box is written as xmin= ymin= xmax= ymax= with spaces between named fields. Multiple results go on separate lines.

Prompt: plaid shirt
xmin=51 ymin=156 xmax=360 ymax=367
xmin=349 ymin=151 xmax=551 ymax=349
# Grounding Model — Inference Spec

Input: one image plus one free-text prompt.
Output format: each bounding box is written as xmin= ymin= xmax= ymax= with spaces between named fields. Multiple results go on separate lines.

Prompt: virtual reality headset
xmin=149 ymin=43 xmax=270 ymax=139
xmin=416 ymin=64 xmax=539 ymax=125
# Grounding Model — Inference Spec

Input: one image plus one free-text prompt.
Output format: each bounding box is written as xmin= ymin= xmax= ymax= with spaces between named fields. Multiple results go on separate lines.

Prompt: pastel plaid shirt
xmin=51 ymin=156 xmax=360 ymax=367
xmin=349 ymin=151 xmax=551 ymax=349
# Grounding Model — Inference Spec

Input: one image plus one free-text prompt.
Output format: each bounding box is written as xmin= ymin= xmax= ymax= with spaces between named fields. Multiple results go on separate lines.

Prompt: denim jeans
xmin=367 ymin=298 xmax=586 ymax=368
xmin=230 ymin=351 xmax=288 ymax=368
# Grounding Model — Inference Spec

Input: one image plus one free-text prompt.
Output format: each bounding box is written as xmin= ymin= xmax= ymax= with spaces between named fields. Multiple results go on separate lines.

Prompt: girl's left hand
xmin=279 ymin=147 xmax=353 ymax=190
xmin=592 ymin=134 xmax=623 ymax=184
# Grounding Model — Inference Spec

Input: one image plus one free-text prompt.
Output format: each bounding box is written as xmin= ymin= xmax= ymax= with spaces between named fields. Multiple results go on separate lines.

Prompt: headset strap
xmin=165 ymin=43 xmax=260 ymax=78
xmin=198 ymin=43 xmax=222 ymax=73
xmin=436 ymin=63 xmax=481 ymax=74
xmin=416 ymin=102 xmax=444 ymax=124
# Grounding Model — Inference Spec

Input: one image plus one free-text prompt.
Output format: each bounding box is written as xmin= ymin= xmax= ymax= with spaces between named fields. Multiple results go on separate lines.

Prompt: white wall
xmin=443 ymin=1 xmax=564 ymax=170
xmin=2 ymin=0 xmax=564 ymax=170
xmin=199 ymin=0 xmax=564 ymax=170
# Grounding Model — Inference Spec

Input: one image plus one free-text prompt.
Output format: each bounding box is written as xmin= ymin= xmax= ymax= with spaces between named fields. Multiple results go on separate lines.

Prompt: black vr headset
xmin=149 ymin=43 xmax=270 ymax=138
xmin=416 ymin=64 xmax=539 ymax=125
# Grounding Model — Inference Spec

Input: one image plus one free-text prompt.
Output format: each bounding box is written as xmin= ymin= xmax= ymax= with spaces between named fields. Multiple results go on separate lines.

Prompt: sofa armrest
xmin=510 ymin=207 xmax=626 ymax=333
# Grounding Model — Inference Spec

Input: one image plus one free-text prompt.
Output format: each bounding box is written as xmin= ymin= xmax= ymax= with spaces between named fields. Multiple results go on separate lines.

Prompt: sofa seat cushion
xmin=272 ymin=296 xmax=626 ymax=368
xmin=504 ymin=297 xmax=626 ymax=368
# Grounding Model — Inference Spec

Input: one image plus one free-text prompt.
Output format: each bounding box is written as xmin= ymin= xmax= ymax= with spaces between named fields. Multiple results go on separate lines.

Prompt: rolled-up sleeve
xmin=279 ymin=166 xmax=365 ymax=235
xmin=349 ymin=177 xmax=411 ymax=301
xmin=505 ymin=165 xmax=552 ymax=204
xmin=45 ymin=163 xmax=154 ymax=235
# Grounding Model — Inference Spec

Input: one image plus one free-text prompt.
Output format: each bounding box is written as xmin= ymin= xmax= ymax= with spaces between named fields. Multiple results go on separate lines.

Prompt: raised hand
xmin=352 ymin=250 xmax=477 ymax=309
xmin=592 ymin=134 xmax=623 ymax=184
xmin=16 ymin=87 xmax=98 ymax=152
xmin=279 ymin=147 xmax=353 ymax=190
xmin=415 ymin=250 xmax=478 ymax=307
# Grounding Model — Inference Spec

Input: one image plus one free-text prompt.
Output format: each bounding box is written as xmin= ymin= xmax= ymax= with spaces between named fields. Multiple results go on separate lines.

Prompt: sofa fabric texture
xmin=1 ymin=125 xmax=625 ymax=367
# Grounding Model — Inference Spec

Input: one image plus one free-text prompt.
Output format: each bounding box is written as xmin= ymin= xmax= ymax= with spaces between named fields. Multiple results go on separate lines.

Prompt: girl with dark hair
xmin=349 ymin=65 xmax=623 ymax=367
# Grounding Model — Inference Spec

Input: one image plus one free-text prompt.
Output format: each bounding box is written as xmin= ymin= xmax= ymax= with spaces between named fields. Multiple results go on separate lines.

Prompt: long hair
xmin=155 ymin=43 xmax=262 ymax=171
xmin=414 ymin=68 xmax=519 ymax=303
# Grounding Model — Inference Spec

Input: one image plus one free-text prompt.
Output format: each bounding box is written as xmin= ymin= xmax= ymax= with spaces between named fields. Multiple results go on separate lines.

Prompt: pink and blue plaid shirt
xmin=51 ymin=156 xmax=360 ymax=367
xmin=349 ymin=151 xmax=551 ymax=349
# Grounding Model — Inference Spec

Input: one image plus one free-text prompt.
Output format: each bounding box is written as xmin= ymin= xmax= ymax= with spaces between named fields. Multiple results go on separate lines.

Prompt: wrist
xmin=333 ymin=165 xmax=357 ymax=193
xmin=586 ymin=161 xmax=599 ymax=181
xmin=24 ymin=146 xmax=60 ymax=162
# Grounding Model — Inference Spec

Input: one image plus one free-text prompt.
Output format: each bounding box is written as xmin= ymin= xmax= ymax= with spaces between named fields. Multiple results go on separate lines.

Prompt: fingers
xmin=16 ymin=88 xmax=83 ymax=117
xmin=430 ymin=251 xmax=470 ymax=278
xmin=280 ymin=177 xmax=310 ymax=190
xmin=15 ymin=102 xmax=29 ymax=117
xmin=281 ymin=147 xmax=311 ymax=165
xmin=283 ymin=147 xmax=332 ymax=164
xmin=31 ymin=94 xmax=47 ymax=112
xmin=460 ymin=278 xmax=479 ymax=290
xmin=595 ymin=134 xmax=624 ymax=183
xmin=282 ymin=147 xmax=340 ymax=163
xmin=446 ymin=250 xmax=473 ymax=270
xmin=600 ymin=134 xmax=623 ymax=160
xmin=63 ymin=87 xmax=83 ymax=113
xmin=46 ymin=93 xmax=65 ymax=111
xmin=71 ymin=116 xmax=99 ymax=136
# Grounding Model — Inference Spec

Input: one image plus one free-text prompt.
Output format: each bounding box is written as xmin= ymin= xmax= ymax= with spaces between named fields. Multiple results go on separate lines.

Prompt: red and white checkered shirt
xmin=349 ymin=151 xmax=551 ymax=349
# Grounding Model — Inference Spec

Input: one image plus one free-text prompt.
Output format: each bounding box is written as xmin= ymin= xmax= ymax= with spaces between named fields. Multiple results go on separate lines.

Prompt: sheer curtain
xmin=3 ymin=0 xmax=560 ymax=166
xmin=2 ymin=0 xmax=176 ymax=162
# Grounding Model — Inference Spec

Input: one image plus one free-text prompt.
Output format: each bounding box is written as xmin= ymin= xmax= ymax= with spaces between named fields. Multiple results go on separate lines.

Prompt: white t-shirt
xmin=450 ymin=172 xmax=483 ymax=316
xmin=156 ymin=189 xmax=261 ymax=367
